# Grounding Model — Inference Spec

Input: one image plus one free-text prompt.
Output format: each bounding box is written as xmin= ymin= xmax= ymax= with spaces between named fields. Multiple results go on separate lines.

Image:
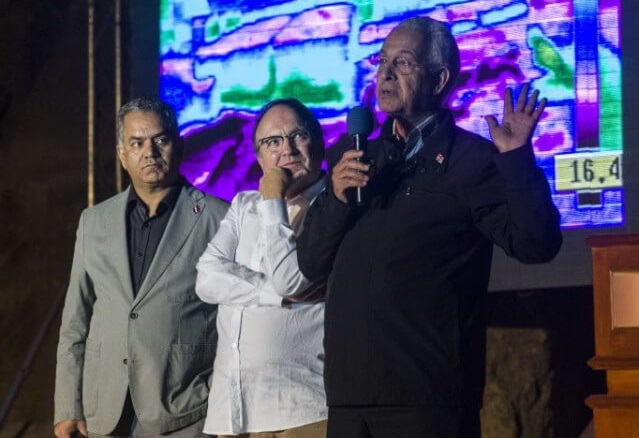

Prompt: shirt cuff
xmin=257 ymin=198 xmax=289 ymax=226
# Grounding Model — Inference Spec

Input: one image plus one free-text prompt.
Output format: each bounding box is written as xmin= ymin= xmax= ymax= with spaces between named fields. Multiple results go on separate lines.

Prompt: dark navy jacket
xmin=297 ymin=109 xmax=562 ymax=409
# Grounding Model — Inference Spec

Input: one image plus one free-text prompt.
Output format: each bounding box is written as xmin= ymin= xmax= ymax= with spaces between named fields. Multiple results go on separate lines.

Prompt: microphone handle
xmin=354 ymin=134 xmax=365 ymax=205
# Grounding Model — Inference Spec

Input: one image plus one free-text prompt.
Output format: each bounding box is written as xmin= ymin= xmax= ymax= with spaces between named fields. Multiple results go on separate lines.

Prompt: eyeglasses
xmin=257 ymin=129 xmax=311 ymax=153
xmin=370 ymin=53 xmax=424 ymax=75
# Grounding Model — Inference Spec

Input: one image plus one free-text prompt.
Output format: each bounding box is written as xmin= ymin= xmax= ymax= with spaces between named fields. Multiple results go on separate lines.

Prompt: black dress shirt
xmin=126 ymin=183 xmax=182 ymax=295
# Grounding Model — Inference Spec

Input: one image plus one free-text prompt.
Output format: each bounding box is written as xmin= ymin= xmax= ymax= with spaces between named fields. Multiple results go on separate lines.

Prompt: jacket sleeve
xmin=54 ymin=211 xmax=96 ymax=424
xmin=296 ymin=136 xmax=406 ymax=282
xmin=296 ymin=187 xmax=356 ymax=282
xmin=469 ymin=144 xmax=563 ymax=263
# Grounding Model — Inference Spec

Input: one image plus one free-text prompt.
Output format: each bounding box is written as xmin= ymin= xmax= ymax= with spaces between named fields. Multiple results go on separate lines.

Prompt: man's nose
xmin=378 ymin=62 xmax=396 ymax=80
xmin=143 ymin=140 xmax=161 ymax=157
xmin=279 ymin=137 xmax=299 ymax=155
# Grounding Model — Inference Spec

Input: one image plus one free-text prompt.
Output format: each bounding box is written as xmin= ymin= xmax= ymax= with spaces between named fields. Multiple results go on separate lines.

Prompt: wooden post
xmin=585 ymin=234 xmax=639 ymax=437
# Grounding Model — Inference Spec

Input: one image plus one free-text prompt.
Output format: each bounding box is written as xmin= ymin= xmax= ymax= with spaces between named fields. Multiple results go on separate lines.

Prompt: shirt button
xmin=143 ymin=223 xmax=150 ymax=228
xmin=231 ymin=342 xmax=237 ymax=348
xmin=230 ymin=381 xmax=237 ymax=387
xmin=123 ymin=358 xmax=128 ymax=365
xmin=130 ymin=312 xmax=138 ymax=319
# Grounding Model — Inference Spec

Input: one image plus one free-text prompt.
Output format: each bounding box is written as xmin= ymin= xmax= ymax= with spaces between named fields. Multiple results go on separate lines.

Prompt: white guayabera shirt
xmin=195 ymin=177 xmax=327 ymax=435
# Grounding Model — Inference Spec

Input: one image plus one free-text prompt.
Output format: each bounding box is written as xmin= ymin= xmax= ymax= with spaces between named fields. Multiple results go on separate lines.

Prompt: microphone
xmin=346 ymin=106 xmax=375 ymax=205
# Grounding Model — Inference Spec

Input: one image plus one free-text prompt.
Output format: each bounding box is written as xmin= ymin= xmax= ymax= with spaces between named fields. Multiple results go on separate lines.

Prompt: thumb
xmin=78 ymin=421 xmax=88 ymax=437
xmin=484 ymin=114 xmax=498 ymax=131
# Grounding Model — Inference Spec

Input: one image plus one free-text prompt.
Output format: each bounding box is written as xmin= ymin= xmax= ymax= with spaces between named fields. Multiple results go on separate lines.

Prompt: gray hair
xmin=395 ymin=16 xmax=460 ymax=101
xmin=116 ymin=97 xmax=179 ymax=145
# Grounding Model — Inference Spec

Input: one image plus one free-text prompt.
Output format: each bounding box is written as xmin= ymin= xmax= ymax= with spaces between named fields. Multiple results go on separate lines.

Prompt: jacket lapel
xmin=104 ymin=188 xmax=135 ymax=302
xmin=416 ymin=109 xmax=455 ymax=175
xmin=132 ymin=185 xmax=204 ymax=305
xmin=380 ymin=110 xmax=456 ymax=175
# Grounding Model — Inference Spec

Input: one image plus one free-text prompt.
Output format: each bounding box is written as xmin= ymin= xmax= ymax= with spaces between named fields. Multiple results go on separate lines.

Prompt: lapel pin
xmin=435 ymin=153 xmax=445 ymax=164
xmin=193 ymin=205 xmax=201 ymax=214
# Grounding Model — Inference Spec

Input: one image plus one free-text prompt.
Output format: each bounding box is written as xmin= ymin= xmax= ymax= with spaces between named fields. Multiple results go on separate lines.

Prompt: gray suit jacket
xmin=54 ymin=183 xmax=229 ymax=435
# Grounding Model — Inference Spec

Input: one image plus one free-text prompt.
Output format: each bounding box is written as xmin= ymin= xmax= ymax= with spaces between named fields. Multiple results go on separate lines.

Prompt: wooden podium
xmin=585 ymin=234 xmax=639 ymax=437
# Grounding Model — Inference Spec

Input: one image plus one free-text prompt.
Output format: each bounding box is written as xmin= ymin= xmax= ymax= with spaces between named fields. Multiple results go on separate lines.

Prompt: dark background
xmin=0 ymin=1 xmax=636 ymax=436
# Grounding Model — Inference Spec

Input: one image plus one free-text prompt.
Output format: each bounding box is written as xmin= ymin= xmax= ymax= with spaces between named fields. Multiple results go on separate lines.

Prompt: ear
xmin=116 ymin=144 xmax=128 ymax=171
xmin=256 ymin=151 xmax=266 ymax=171
xmin=433 ymin=68 xmax=451 ymax=97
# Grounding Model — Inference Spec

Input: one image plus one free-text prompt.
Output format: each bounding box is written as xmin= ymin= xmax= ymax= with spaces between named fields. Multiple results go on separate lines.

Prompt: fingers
xmin=78 ymin=421 xmax=88 ymax=437
xmin=532 ymin=97 xmax=547 ymax=122
xmin=524 ymin=88 xmax=539 ymax=114
xmin=516 ymin=83 xmax=530 ymax=112
xmin=259 ymin=167 xmax=290 ymax=199
xmin=266 ymin=166 xmax=292 ymax=183
xmin=337 ymin=149 xmax=366 ymax=165
xmin=503 ymin=87 xmax=513 ymax=114
xmin=54 ymin=420 xmax=79 ymax=438
xmin=484 ymin=114 xmax=498 ymax=131
xmin=331 ymin=150 xmax=369 ymax=203
xmin=502 ymin=84 xmax=546 ymax=120
xmin=518 ymin=85 xmax=546 ymax=121
xmin=333 ymin=150 xmax=369 ymax=185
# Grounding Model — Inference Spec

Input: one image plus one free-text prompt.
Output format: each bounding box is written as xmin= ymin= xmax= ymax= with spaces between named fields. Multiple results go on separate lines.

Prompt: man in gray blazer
xmin=54 ymin=97 xmax=228 ymax=438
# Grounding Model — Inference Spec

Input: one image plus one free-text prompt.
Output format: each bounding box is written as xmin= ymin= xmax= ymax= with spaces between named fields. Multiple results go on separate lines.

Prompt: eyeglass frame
xmin=369 ymin=53 xmax=427 ymax=76
xmin=255 ymin=129 xmax=313 ymax=153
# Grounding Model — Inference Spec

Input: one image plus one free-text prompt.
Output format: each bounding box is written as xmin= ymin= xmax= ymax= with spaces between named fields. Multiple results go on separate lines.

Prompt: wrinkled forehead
xmin=382 ymin=26 xmax=427 ymax=58
xmin=255 ymin=105 xmax=305 ymax=137
xmin=123 ymin=111 xmax=166 ymax=135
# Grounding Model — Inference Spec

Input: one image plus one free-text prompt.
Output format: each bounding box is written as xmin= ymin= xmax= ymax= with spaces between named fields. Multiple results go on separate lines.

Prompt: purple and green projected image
xmin=159 ymin=0 xmax=623 ymax=229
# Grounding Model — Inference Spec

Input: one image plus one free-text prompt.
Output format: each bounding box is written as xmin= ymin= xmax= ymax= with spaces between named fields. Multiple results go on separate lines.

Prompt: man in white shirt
xmin=195 ymin=98 xmax=328 ymax=438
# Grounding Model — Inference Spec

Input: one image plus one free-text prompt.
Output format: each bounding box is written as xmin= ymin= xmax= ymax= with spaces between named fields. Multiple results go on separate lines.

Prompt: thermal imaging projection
xmin=159 ymin=0 xmax=623 ymax=229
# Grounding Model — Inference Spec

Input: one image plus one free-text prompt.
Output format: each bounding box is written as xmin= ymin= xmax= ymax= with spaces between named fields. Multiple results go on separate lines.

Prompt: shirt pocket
xmin=166 ymin=343 xmax=216 ymax=387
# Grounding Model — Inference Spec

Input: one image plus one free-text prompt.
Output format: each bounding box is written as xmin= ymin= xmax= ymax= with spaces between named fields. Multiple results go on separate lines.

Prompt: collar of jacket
xmin=380 ymin=109 xmax=455 ymax=175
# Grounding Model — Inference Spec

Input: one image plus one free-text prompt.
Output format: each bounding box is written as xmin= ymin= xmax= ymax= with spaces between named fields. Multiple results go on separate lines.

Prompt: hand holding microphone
xmin=331 ymin=106 xmax=374 ymax=204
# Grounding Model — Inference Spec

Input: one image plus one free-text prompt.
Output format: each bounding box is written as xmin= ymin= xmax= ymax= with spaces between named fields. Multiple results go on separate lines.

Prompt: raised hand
xmin=485 ymin=83 xmax=547 ymax=153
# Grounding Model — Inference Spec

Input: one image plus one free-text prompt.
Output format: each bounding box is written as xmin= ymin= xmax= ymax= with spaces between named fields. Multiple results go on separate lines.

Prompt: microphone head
xmin=347 ymin=106 xmax=375 ymax=136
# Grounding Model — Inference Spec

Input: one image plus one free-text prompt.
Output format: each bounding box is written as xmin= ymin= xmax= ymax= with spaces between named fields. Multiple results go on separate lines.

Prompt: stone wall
xmin=483 ymin=328 xmax=553 ymax=438
xmin=482 ymin=288 xmax=603 ymax=438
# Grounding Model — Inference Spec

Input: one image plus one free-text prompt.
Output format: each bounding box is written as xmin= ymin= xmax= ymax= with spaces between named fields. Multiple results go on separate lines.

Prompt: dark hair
xmin=117 ymin=97 xmax=179 ymax=145
xmin=395 ymin=16 xmax=460 ymax=103
xmin=253 ymin=98 xmax=325 ymax=156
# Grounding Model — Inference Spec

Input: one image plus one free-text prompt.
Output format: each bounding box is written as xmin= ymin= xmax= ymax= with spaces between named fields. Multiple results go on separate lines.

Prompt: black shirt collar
xmin=126 ymin=178 xmax=184 ymax=218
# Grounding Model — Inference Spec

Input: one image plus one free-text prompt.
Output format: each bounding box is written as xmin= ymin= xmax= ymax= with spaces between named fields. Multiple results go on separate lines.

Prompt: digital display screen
xmin=159 ymin=0 xmax=623 ymax=230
